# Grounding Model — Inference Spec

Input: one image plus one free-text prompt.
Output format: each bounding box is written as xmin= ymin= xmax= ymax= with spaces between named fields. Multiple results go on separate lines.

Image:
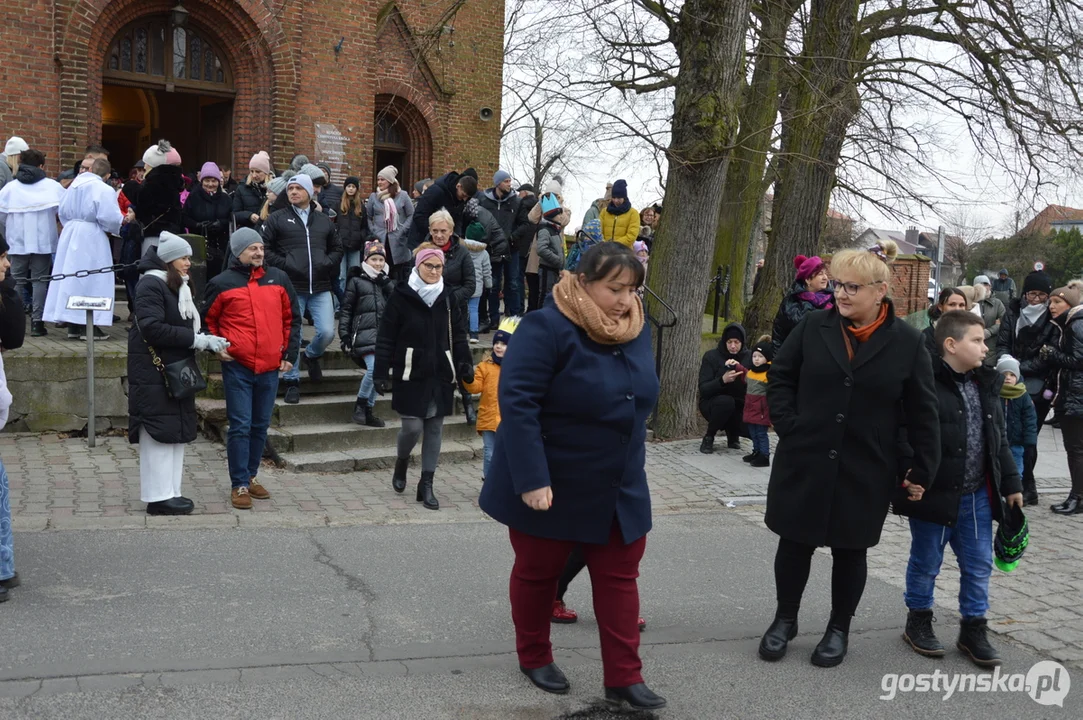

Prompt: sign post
xmin=935 ymin=226 xmax=946 ymax=298
xmin=66 ymin=296 xmax=113 ymax=448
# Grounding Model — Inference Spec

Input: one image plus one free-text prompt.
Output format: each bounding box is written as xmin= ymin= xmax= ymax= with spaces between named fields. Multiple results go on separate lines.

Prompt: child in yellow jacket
xmin=463 ymin=318 xmax=519 ymax=479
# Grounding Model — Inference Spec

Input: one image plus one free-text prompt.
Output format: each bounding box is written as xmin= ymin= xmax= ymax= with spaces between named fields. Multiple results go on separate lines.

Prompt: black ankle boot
xmin=811 ymin=622 xmax=849 ymax=667
xmin=699 ymin=434 xmax=715 ymax=454
xmin=392 ymin=457 xmax=409 ymax=493
xmin=363 ymin=404 xmax=385 ymax=428
xmin=350 ymin=398 xmax=367 ymax=425
xmin=903 ymin=609 xmax=944 ymax=657
xmin=759 ymin=615 xmax=799 ymax=661
xmin=957 ymin=617 xmax=1001 ymax=667
xmin=520 ymin=663 xmax=569 ymax=694
xmin=417 ymin=471 xmax=439 ymax=510
xmin=1051 ymin=493 xmax=1081 ymax=514
xmin=604 ymin=682 xmax=667 ymax=710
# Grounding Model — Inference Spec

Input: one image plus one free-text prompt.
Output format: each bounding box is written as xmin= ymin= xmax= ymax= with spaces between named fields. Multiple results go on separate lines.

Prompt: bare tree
xmin=942 ymin=208 xmax=993 ymax=280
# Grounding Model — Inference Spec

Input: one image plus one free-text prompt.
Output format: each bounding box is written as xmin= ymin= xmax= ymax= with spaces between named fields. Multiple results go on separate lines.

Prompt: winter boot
xmin=743 ymin=451 xmax=759 ymax=463
xmin=699 ymin=434 xmax=715 ymax=454
xmin=903 ymin=609 xmax=945 ymax=657
xmin=759 ymin=614 xmax=799 ymax=661
xmin=463 ymin=395 xmax=478 ymax=425
xmin=957 ymin=617 xmax=1001 ymax=667
xmin=392 ymin=457 xmax=409 ymax=493
xmin=363 ymin=404 xmax=385 ymax=428
xmin=749 ymin=453 xmax=770 ymax=468
xmin=350 ymin=398 xmax=367 ymax=425
xmin=811 ymin=613 xmax=850 ymax=668
xmin=417 ymin=471 xmax=439 ymax=510
xmin=1051 ymin=493 xmax=1082 ymax=514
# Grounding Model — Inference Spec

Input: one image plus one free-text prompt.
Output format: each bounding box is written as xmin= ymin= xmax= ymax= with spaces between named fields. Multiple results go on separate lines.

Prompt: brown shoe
xmin=248 ymin=478 xmax=271 ymax=500
xmin=231 ymin=486 xmax=252 ymax=510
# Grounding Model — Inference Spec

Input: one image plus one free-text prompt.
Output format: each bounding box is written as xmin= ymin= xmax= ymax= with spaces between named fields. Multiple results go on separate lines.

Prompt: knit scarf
xmin=552 ymin=272 xmax=644 ymax=345
xmin=1017 ymin=302 xmax=1047 ymax=334
xmin=796 ymin=290 xmax=834 ymax=309
xmin=408 ymin=267 xmax=444 ymax=307
xmin=362 ymin=262 xmax=383 ymax=280
xmin=606 ymin=200 xmax=632 ymax=216
xmin=382 ymin=196 xmax=398 ymax=234
xmin=1000 ymin=381 xmax=1027 ymax=400
xmin=145 ymin=269 xmax=201 ymax=333
xmin=841 ymin=301 xmax=888 ymax=361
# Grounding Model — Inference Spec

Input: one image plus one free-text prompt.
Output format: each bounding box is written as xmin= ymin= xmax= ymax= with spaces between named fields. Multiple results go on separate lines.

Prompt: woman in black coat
xmin=231 ymin=167 xmax=268 ymax=230
xmin=340 ymin=241 xmax=393 ymax=427
xmin=335 ymin=177 xmax=368 ymax=303
xmin=127 ymin=234 xmax=229 ymax=516
xmin=758 ymin=240 xmax=940 ymax=668
xmin=771 ymin=254 xmax=834 ymax=355
xmin=182 ymin=162 xmax=232 ymax=279
xmin=133 ymin=142 xmax=185 ymax=255
xmin=372 ymin=244 xmax=473 ymax=511
xmin=1042 ymin=286 xmax=1083 ymax=514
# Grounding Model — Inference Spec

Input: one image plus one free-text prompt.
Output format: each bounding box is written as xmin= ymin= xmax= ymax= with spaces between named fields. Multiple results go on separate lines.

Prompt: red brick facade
xmin=824 ymin=254 xmax=932 ymax=317
xmin=0 ymin=0 xmax=503 ymax=187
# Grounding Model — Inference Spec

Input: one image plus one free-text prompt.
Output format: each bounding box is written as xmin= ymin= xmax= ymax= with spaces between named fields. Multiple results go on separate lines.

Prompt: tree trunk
xmin=743 ymin=0 xmax=868 ymax=336
xmin=649 ymin=0 xmax=753 ymax=439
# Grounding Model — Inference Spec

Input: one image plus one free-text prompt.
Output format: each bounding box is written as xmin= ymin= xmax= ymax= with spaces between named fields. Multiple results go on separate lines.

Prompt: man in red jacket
xmin=204 ymin=227 xmax=301 ymax=509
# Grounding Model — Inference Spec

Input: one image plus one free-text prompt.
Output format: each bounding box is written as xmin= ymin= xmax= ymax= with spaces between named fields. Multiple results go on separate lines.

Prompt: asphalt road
xmin=0 ymin=512 xmax=1077 ymax=719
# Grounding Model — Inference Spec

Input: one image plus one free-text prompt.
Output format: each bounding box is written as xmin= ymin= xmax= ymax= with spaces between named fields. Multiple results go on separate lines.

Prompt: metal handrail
xmin=642 ymin=284 xmax=678 ymax=428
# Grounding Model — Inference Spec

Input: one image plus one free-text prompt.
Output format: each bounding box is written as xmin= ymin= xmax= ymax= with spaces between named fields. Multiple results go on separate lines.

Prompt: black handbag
xmin=135 ymin=317 xmax=207 ymax=400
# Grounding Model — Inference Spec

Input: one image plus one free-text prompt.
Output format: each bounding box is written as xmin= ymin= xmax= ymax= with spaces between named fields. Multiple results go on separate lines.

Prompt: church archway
xmin=374 ymin=95 xmax=433 ymax=192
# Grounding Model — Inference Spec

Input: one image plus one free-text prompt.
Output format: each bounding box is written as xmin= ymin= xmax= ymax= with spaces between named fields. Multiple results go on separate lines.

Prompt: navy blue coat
xmin=478 ymin=297 xmax=659 ymax=545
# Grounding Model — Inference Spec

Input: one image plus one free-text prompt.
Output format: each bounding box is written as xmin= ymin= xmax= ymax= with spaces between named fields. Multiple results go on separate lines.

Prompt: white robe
xmin=0 ymin=176 xmax=65 ymax=255
xmin=43 ymin=173 xmax=123 ymax=326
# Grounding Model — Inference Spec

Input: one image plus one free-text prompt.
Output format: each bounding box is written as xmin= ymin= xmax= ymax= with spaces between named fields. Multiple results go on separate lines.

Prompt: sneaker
xmin=67 ymin=329 xmax=82 ymax=341
xmin=284 ymin=384 xmax=301 ymax=404
xmin=231 ymin=486 xmax=252 ymax=510
xmin=469 ymin=333 xmax=479 ymax=344
xmin=749 ymin=453 xmax=770 ymax=467
xmin=551 ymin=600 xmax=578 ymax=623
xmin=248 ymin=478 xmax=271 ymax=500
xmin=80 ymin=327 xmax=109 ymax=341
xmin=30 ymin=321 xmax=47 ymax=337
xmin=305 ymin=354 xmax=323 ymax=382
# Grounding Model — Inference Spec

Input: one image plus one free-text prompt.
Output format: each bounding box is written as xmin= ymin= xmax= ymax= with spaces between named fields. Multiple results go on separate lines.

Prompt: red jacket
xmin=203 ymin=263 xmax=301 ymax=374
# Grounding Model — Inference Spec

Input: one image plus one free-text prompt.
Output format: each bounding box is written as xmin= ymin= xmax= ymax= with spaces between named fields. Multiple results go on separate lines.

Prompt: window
xmin=105 ymin=18 xmax=232 ymax=92
xmin=375 ymin=116 xmax=406 ymax=148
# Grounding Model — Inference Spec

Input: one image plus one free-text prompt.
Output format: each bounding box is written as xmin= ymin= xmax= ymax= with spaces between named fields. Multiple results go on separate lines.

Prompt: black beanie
xmin=1023 ymin=271 xmax=1053 ymax=296
xmin=344 ymin=176 xmax=360 ymax=189
xmin=752 ymin=340 xmax=774 ymax=363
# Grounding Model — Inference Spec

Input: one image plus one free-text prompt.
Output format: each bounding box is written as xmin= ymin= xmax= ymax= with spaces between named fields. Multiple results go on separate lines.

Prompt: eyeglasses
xmin=421 ymin=263 xmax=444 ymax=272
xmin=1025 ymin=291 xmax=1049 ymax=302
xmin=833 ymin=280 xmax=879 ymax=296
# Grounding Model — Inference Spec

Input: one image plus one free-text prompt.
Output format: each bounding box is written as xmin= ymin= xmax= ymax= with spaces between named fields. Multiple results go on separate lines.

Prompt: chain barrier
xmin=30 ymin=262 xmax=138 ymax=284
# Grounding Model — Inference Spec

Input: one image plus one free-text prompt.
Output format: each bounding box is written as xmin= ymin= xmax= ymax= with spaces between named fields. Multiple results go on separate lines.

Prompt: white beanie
xmin=4 ymin=137 xmax=28 ymax=157
xmin=143 ymin=140 xmax=171 ymax=169
xmin=287 ymin=174 xmax=314 ymax=198
xmin=156 ymin=232 xmax=193 ymax=264
xmin=544 ymin=179 xmax=562 ymax=195
xmin=973 ymin=275 xmax=991 ymax=286
xmin=378 ymin=165 xmax=398 ymax=184
xmin=995 ymin=354 xmax=1022 ymax=382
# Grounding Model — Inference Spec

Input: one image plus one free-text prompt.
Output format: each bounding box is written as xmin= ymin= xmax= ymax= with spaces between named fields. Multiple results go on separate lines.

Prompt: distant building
xmin=1019 ymin=204 xmax=1083 ymax=238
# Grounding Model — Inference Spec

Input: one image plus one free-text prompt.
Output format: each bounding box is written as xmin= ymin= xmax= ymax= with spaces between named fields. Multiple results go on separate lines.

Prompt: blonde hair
xmin=259 ymin=198 xmax=272 ymax=221
xmin=5 ymin=155 xmax=17 ymax=174
xmin=428 ymin=207 xmax=454 ymax=230
xmin=957 ymin=285 xmax=976 ymax=310
xmin=831 ymin=239 xmax=898 ymax=284
xmin=1067 ymin=279 xmax=1083 ymax=292
xmin=340 ymin=188 xmax=362 ymax=217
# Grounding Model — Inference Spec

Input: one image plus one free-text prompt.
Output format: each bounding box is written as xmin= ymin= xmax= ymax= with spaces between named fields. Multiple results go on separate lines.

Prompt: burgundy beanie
xmin=793 ymin=255 xmax=825 ymax=282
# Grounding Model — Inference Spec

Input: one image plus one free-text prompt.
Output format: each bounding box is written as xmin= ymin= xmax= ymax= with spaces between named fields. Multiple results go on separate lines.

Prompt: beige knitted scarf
xmin=553 ymin=272 xmax=644 ymax=345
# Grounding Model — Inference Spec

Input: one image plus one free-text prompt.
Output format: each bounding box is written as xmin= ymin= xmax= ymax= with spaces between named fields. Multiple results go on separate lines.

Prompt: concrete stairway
xmin=196 ymin=339 xmax=492 ymax=473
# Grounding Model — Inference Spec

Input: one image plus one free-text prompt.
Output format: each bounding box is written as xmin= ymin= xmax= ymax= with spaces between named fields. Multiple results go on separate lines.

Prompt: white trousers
xmin=139 ymin=427 xmax=186 ymax=503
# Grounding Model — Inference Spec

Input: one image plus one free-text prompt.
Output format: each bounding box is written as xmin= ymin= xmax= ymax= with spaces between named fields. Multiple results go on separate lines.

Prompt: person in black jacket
xmin=771 ymin=254 xmax=834 ymax=355
xmin=478 ymin=170 xmax=522 ymax=328
xmin=134 ymin=141 xmax=186 ymax=256
xmin=897 ymin=310 xmax=1022 ymax=667
xmin=372 ymin=244 xmax=474 ymax=510
xmin=698 ymin=322 xmax=752 ymax=454
xmin=231 ymin=152 xmax=271 ymax=230
xmin=316 ymin=163 xmax=343 ymax=211
xmin=128 ymin=234 xmax=229 ymax=516
xmin=512 ymin=188 xmax=537 ymax=315
xmin=406 ymin=171 xmax=477 ymax=252
xmin=462 ymin=197 xmax=508 ymax=332
xmin=335 ymin=177 xmax=367 ymax=306
xmin=1042 ymin=286 xmax=1083 ymax=514
xmin=996 ymin=270 xmax=1056 ymax=505
xmin=182 ymin=162 xmax=232 ymax=279
xmin=758 ymin=240 xmax=940 ymax=669
xmin=340 ymin=240 xmax=393 ymax=427
xmin=261 ymin=174 xmax=343 ymax=403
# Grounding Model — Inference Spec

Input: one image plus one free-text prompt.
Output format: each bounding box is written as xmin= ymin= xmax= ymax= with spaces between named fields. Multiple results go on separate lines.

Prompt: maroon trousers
xmin=508 ymin=523 xmax=647 ymax=687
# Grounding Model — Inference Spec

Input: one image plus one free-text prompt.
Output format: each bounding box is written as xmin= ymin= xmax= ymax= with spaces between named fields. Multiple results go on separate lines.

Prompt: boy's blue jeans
xmin=1010 ymin=445 xmax=1025 ymax=476
xmin=468 ymin=297 xmax=480 ymax=333
xmin=357 ymin=353 xmax=378 ymax=407
xmin=904 ymin=487 xmax=993 ymax=619
xmin=748 ymin=423 xmax=770 ymax=456
xmin=482 ymin=431 xmax=496 ymax=478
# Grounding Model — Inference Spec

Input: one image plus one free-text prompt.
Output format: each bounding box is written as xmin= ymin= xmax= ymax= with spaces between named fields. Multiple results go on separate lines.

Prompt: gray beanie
xmin=156 ymin=232 xmax=193 ymax=264
xmin=974 ymin=274 xmax=991 ymax=286
xmin=266 ymin=176 xmax=288 ymax=196
xmin=289 ymin=154 xmax=309 ymax=173
xmin=299 ymin=163 xmax=325 ymax=183
xmin=995 ymin=354 xmax=1022 ymax=382
xmin=230 ymin=227 xmax=264 ymax=258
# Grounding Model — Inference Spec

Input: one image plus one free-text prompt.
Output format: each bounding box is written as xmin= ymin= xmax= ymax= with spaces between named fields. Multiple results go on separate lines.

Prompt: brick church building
xmin=0 ymin=0 xmax=504 ymax=188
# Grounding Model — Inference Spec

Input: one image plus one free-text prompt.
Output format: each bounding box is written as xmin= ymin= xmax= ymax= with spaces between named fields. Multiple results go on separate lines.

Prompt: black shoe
xmin=1024 ymin=491 xmax=1040 ymax=507
xmin=54 ymin=322 xmax=67 ymax=329
xmin=305 ymin=355 xmax=323 ymax=382
xmin=283 ymin=384 xmax=300 ymax=404
xmin=146 ymin=498 xmax=195 ymax=516
xmin=957 ymin=617 xmax=1001 ymax=667
xmin=1051 ymin=493 xmax=1082 ymax=514
xmin=727 ymin=438 xmax=742 ymax=450
xmin=363 ymin=404 xmax=385 ymax=428
xmin=30 ymin=321 xmax=46 ymax=337
xmin=0 ymin=586 xmax=7 ymax=603
xmin=811 ymin=624 xmax=849 ymax=667
xmin=417 ymin=471 xmax=439 ymax=510
xmin=519 ymin=663 xmax=569 ymax=695
xmin=177 ymin=496 xmax=194 ymax=510
xmin=605 ymin=683 xmax=667 ymax=710
xmin=742 ymin=452 xmax=758 ymax=463
xmin=699 ymin=434 xmax=715 ymax=454
xmin=478 ymin=322 xmax=492 ymax=335
xmin=749 ymin=453 xmax=770 ymax=468
xmin=0 ymin=572 xmax=20 ymax=589
xmin=80 ymin=327 xmax=109 ymax=340
xmin=759 ymin=615 xmax=798 ymax=661
xmin=392 ymin=457 xmax=409 ymax=493
xmin=351 ymin=398 xmax=367 ymax=425
xmin=903 ymin=609 xmax=945 ymax=657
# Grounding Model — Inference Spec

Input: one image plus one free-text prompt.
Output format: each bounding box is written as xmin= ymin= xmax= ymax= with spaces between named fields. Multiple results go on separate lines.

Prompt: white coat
xmin=0 ymin=174 xmax=65 ymax=255
xmin=43 ymin=172 xmax=123 ymax=326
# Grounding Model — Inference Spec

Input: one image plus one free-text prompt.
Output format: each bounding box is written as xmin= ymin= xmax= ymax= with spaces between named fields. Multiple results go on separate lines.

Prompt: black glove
xmin=459 ymin=364 xmax=475 ymax=384
xmin=375 ymin=378 xmax=391 ymax=395
xmin=339 ymin=338 xmax=351 ymax=353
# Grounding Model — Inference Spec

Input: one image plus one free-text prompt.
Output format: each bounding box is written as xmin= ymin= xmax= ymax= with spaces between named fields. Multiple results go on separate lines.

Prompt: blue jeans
xmin=468 ymin=297 xmax=480 ymax=333
xmin=904 ymin=487 xmax=994 ymax=619
xmin=490 ymin=255 xmax=521 ymax=322
xmin=748 ymin=423 xmax=770 ymax=456
xmin=482 ymin=431 xmax=496 ymax=478
xmin=284 ymin=291 xmax=335 ymax=382
xmin=222 ymin=362 xmax=280 ymax=489
xmin=338 ymin=250 xmax=362 ymax=300
xmin=357 ymin=352 xmax=377 ymax=406
xmin=0 ymin=459 xmax=13 ymax=581
xmin=1010 ymin=445 xmax=1025 ymax=475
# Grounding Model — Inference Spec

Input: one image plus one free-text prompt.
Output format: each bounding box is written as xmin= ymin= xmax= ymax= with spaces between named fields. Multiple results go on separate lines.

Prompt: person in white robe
xmin=43 ymin=159 xmax=128 ymax=339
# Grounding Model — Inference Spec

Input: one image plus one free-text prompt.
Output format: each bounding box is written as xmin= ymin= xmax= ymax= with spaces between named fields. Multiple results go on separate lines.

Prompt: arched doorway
xmin=374 ymin=95 xmax=433 ymax=192
xmin=102 ymin=16 xmax=235 ymax=174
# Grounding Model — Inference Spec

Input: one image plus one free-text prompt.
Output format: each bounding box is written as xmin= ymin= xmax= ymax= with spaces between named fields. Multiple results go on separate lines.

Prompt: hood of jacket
xmin=717 ymin=322 xmax=747 ymax=353
xmin=137 ymin=247 xmax=168 ymax=274
xmin=15 ymin=165 xmax=46 ymax=184
xmin=462 ymin=237 xmax=487 ymax=253
xmin=484 ymin=187 xmax=514 ymax=206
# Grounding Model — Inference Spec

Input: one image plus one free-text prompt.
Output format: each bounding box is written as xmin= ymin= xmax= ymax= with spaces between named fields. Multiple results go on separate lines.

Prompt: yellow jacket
xmin=463 ymin=358 xmax=501 ymax=433
xmin=598 ymin=206 xmax=641 ymax=247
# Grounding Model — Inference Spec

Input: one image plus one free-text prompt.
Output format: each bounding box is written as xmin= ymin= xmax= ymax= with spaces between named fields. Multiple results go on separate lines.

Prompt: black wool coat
xmin=127 ymin=250 xmax=198 ymax=445
xmin=698 ymin=322 xmax=752 ymax=414
xmin=133 ymin=165 xmax=185 ymax=237
xmin=372 ymin=282 xmax=473 ymax=418
xmin=231 ymin=181 xmax=266 ymax=229
xmin=340 ymin=266 xmax=393 ymax=358
xmin=996 ymin=299 xmax=1057 ymax=395
xmin=765 ymin=302 xmax=941 ymax=549
xmin=334 ymin=207 xmax=368 ymax=253
xmin=182 ymin=187 xmax=232 ymax=250
xmin=407 ymin=172 xmax=465 ymax=251
xmin=1045 ymin=307 xmax=1083 ymax=420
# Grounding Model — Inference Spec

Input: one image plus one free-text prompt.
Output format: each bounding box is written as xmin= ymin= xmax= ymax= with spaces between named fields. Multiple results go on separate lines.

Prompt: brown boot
xmin=231 ymin=486 xmax=252 ymax=510
xmin=248 ymin=478 xmax=271 ymax=499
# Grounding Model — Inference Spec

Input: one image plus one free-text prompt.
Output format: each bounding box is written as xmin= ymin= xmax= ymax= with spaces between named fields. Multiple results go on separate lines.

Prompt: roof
xmin=856 ymin=228 xmax=922 ymax=255
xmin=1019 ymin=204 xmax=1083 ymax=238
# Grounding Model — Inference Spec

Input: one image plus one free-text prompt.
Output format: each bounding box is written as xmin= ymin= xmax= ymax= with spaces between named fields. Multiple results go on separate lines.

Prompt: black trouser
xmin=1061 ymin=416 xmax=1083 ymax=495
xmin=1023 ymin=394 xmax=1052 ymax=495
xmin=700 ymin=396 xmax=745 ymax=444
xmin=773 ymin=538 xmax=867 ymax=632
xmin=525 ymin=273 xmax=540 ymax=313
xmin=556 ymin=546 xmax=586 ymax=601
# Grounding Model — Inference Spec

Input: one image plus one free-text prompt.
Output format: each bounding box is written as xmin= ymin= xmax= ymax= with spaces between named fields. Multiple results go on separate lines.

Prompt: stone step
xmin=266 ymin=418 xmax=481 ymax=453
xmin=202 ymin=368 xmax=365 ymax=400
xmin=278 ymin=439 xmax=485 ymax=473
xmin=203 ymin=343 xmax=492 ymax=377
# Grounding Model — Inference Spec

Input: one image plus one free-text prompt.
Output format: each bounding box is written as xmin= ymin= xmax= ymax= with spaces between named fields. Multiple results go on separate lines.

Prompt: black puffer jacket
xmin=478 ymin=187 xmax=521 ymax=244
xmin=698 ymin=322 xmax=752 ymax=413
xmin=182 ymin=187 xmax=231 ymax=251
xmin=232 ymin=181 xmax=266 ymax=229
xmin=134 ymin=165 xmax=185 ymax=237
xmin=261 ymin=204 xmax=344 ymax=295
xmin=462 ymin=201 xmax=509 ymax=260
xmin=1043 ymin=306 xmax=1083 ymax=420
xmin=894 ymin=362 xmax=1021 ymax=526
xmin=996 ymin=299 xmax=1058 ymax=395
xmin=0 ymin=275 xmax=26 ymax=351
xmin=126 ymin=249 xmax=198 ymax=445
xmin=425 ymin=236 xmax=476 ymax=310
xmin=340 ymin=266 xmax=393 ymax=358
xmin=407 ymin=172 xmax=466 ymax=251
xmin=335 ymin=204 xmax=367 ymax=253
xmin=512 ymin=195 xmax=538 ymax=257
xmin=772 ymin=281 xmax=833 ymax=355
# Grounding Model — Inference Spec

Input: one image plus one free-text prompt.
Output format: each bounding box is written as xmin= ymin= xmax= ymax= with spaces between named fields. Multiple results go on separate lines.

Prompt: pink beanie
xmin=415 ymin=247 xmax=445 ymax=269
xmin=249 ymin=151 xmax=272 ymax=174
xmin=793 ymin=254 xmax=824 ymax=282
xmin=165 ymin=147 xmax=182 ymax=166
xmin=199 ymin=161 xmax=222 ymax=181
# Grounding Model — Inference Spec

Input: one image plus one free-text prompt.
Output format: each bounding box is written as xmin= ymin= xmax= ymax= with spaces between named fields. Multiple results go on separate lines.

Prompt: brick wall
xmin=824 ymin=254 xmax=931 ymax=317
xmin=0 ymin=0 xmax=502 ymax=189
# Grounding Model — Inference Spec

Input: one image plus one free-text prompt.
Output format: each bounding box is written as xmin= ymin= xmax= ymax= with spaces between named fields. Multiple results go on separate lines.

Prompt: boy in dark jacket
xmin=340 ymin=240 xmax=393 ymax=427
xmin=741 ymin=336 xmax=772 ymax=467
xmin=900 ymin=311 xmax=1023 ymax=668
xmin=994 ymin=354 xmax=1037 ymax=475
xmin=698 ymin=322 xmax=751 ymax=454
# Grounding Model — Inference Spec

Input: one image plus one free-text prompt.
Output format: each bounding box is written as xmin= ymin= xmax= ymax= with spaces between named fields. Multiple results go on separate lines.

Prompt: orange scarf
xmin=842 ymin=302 xmax=889 ymax=360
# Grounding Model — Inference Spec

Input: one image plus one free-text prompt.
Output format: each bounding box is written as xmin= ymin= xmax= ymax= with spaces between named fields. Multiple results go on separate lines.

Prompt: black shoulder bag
xmin=134 ymin=313 xmax=207 ymax=400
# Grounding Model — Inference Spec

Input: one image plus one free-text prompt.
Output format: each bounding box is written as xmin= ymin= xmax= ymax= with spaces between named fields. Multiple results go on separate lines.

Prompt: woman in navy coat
xmin=479 ymin=243 xmax=664 ymax=711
